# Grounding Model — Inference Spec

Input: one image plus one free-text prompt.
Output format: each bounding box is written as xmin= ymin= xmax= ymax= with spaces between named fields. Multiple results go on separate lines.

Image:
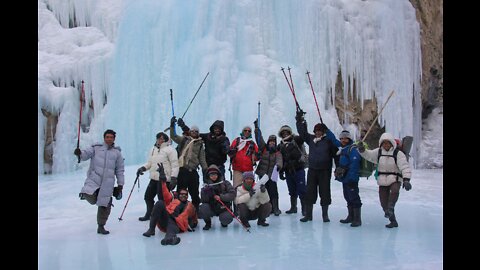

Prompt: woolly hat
xmin=206 ymin=165 xmax=220 ymax=176
xmin=156 ymin=132 xmax=169 ymax=142
xmin=190 ymin=125 xmax=199 ymax=132
xmin=339 ymin=130 xmax=352 ymax=140
xmin=267 ymin=135 xmax=277 ymax=144
xmin=313 ymin=123 xmax=328 ymax=133
xmin=242 ymin=171 xmax=255 ymax=181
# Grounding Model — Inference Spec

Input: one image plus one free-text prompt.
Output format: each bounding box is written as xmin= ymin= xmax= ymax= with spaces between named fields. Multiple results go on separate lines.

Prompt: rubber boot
xmin=139 ymin=201 xmax=154 ymax=221
xmin=385 ymin=213 xmax=398 ymax=228
xmin=271 ymin=199 xmax=281 ymax=216
xmin=350 ymin=207 xmax=362 ymax=227
xmin=321 ymin=205 xmax=330 ymax=222
xmin=300 ymin=199 xmax=306 ymax=216
xmin=300 ymin=204 xmax=313 ymax=222
xmin=203 ymin=218 xmax=212 ymax=230
xmin=97 ymin=225 xmax=110 ymax=235
xmin=340 ymin=206 xmax=354 ymax=223
xmin=285 ymin=197 xmax=297 ymax=214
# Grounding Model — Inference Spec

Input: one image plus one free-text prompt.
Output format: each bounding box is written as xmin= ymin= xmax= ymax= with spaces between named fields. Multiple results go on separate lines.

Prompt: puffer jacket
xmin=142 ymin=141 xmax=179 ymax=182
xmin=360 ymin=133 xmax=412 ymax=186
xmin=171 ymin=132 xmax=208 ymax=172
xmin=234 ymin=183 xmax=270 ymax=211
xmin=200 ymin=173 xmax=236 ymax=215
xmin=157 ymin=199 xmax=197 ymax=233
xmin=254 ymin=128 xmax=283 ymax=178
xmin=80 ymin=142 xmax=125 ymax=207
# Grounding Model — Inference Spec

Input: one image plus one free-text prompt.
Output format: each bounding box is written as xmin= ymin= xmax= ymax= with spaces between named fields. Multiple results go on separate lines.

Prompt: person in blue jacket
xmin=328 ymin=130 xmax=362 ymax=227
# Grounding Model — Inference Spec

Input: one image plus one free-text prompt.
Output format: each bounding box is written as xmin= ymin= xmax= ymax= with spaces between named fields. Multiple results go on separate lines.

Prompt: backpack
xmin=349 ymin=143 xmax=375 ymax=179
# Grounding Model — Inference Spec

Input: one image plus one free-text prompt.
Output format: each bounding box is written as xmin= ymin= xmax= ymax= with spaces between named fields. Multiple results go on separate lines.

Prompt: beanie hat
xmin=339 ymin=130 xmax=352 ymax=140
xmin=313 ymin=123 xmax=328 ymax=133
xmin=242 ymin=171 xmax=255 ymax=181
xmin=156 ymin=132 xmax=169 ymax=142
xmin=206 ymin=165 xmax=220 ymax=176
xmin=267 ymin=135 xmax=277 ymax=144
xmin=190 ymin=125 xmax=199 ymax=132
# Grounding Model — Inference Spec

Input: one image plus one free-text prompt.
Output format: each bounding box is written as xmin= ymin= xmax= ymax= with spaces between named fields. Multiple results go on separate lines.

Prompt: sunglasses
xmin=243 ymin=129 xmax=252 ymax=133
xmin=179 ymin=193 xmax=188 ymax=196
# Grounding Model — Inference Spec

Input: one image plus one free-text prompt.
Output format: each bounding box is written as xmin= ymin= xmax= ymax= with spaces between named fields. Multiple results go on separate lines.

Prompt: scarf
xmin=237 ymin=137 xmax=254 ymax=152
xmin=313 ymin=134 xmax=326 ymax=144
xmin=178 ymin=138 xmax=202 ymax=168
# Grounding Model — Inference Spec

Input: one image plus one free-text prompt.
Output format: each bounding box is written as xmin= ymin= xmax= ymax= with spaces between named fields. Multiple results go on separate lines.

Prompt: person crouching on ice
xmin=234 ymin=171 xmax=272 ymax=228
xmin=142 ymin=163 xmax=197 ymax=246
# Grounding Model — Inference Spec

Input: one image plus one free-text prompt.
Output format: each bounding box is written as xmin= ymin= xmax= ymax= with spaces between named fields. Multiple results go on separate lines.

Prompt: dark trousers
xmin=285 ymin=168 xmax=306 ymax=199
xmin=150 ymin=201 xmax=180 ymax=238
xmin=342 ymin=182 xmax=362 ymax=208
xmin=265 ymin=179 xmax=279 ymax=200
xmin=379 ymin=182 xmax=401 ymax=212
xmin=237 ymin=203 xmax=272 ymax=222
xmin=177 ymin=167 xmax=200 ymax=207
xmin=305 ymin=168 xmax=332 ymax=206
xmin=84 ymin=189 xmax=112 ymax=225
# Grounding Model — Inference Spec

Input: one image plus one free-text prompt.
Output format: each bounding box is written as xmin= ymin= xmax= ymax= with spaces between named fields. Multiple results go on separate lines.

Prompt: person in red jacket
xmin=228 ymin=126 xmax=259 ymax=189
xmin=142 ymin=164 xmax=197 ymax=245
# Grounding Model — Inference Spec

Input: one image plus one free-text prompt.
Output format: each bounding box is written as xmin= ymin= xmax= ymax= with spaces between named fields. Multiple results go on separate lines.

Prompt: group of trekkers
xmin=74 ymin=109 xmax=412 ymax=245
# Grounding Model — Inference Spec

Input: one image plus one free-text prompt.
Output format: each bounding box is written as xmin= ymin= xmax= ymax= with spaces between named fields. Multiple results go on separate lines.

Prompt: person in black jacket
xmin=277 ymin=125 xmax=307 ymax=216
xmin=177 ymin=119 xmax=230 ymax=181
xmin=295 ymin=110 xmax=338 ymax=222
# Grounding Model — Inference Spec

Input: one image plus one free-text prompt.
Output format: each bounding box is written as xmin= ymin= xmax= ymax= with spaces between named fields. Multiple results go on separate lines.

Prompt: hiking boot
xmin=161 ymin=236 xmax=181 ymax=245
xmin=142 ymin=228 xmax=155 ymax=237
xmin=257 ymin=219 xmax=269 ymax=227
xmin=221 ymin=223 xmax=228 ymax=228
xmin=385 ymin=214 xmax=398 ymax=228
xmin=97 ymin=225 xmax=110 ymax=235
xmin=300 ymin=204 xmax=313 ymax=222
xmin=203 ymin=219 xmax=211 ymax=230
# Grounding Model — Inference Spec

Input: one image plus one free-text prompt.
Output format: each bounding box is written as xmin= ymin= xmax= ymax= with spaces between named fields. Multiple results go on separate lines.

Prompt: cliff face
xmin=334 ymin=0 xmax=442 ymax=151
xmin=410 ymin=0 xmax=443 ymax=117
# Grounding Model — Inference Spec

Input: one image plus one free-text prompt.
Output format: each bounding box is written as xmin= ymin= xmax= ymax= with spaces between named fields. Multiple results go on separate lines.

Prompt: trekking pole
xmin=281 ymin=67 xmax=301 ymax=111
xmin=215 ymin=197 xmax=250 ymax=233
xmin=76 ymin=80 xmax=85 ymax=163
xmin=118 ymin=175 xmax=140 ymax=221
xmin=361 ymin=90 xmax=395 ymax=142
xmin=169 ymin=89 xmax=176 ymax=134
xmin=164 ymin=72 xmax=209 ymax=132
xmin=306 ymin=70 xmax=323 ymax=123
xmin=257 ymin=101 xmax=261 ymax=128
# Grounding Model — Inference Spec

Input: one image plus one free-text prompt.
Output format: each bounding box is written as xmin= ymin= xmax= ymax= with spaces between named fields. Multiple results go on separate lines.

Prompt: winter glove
xmin=254 ymin=119 xmax=259 ymax=129
xmin=249 ymin=189 xmax=256 ymax=197
xmin=295 ymin=109 xmax=305 ymax=122
xmin=279 ymin=170 xmax=286 ymax=180
xmin=169 ymin=176 xmax=177 ymax=191
xmin=136 ymin=166 xmax=146 ymax=177
xmin=260 ymin=184 xmax=266 ymax=193
xmin=228 ymin=147 xmax=237 ymax=157
xmin=177 ymin=118 xmax=190 ymax=132
xmin=170 ymin=116 xmax=177 ymax=127
xmin=356 ymin=141 xmax=366 ymax=153
xmin=113 ymin=185 xmax=123 ymax=200
xmin=156 ymin=163 xmax=167 ymax=181
xmin=74 ymin=148 xmax=81 ymax=156
xmin=402 ymin=179 xmax=412 ymax=191
xmin=334 ymin=167 xmax=347 ymax=179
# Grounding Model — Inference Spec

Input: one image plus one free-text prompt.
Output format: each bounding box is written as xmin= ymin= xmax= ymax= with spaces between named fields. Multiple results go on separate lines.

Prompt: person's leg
xmin=97 ymin=198 xmax=112 ymax=235
xmin=139 ymin=180 xmax=157 ymax=221
xmin=143 ymin=200 xmax=168 ymax=237
xmin=285 ymin=171 xmax=298 ymax=214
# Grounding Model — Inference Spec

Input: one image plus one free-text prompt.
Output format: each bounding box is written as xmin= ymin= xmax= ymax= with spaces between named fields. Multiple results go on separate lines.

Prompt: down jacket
xmin=79 ymin=142 xmax=125 ymax=207
xmin=234 ymin=182 xmax=270 ymax=211
xmin=142 ymin=141 xmax=179 ymax=183
xmin=359 ymin=133 xmax=412 ymax=186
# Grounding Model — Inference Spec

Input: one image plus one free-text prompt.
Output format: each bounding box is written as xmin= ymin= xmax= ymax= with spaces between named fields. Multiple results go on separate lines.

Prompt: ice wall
xmin=38 ymin=0 xmax=422 ymax=173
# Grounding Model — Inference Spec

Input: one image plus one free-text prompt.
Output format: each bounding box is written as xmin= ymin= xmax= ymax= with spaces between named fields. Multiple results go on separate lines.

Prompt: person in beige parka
xmin=357 ymin=132 xmax=412 ymax=228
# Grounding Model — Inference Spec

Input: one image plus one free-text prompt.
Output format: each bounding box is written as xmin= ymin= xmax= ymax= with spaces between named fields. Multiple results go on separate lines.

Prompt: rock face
xmin=334 ymin=0 xmax=443 ymax=150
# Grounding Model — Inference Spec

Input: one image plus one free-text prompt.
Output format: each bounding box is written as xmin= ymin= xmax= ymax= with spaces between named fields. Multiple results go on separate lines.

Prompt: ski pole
xmin=361 ymin=90 xmax=395 ymax=142
xmin=118 ymin=175 xmax=140 ymax=221
xmin=257 ymin=101 xmax=261 ymax=128
xmin=169 ymin=89 xmax=176 ymax=134
xmin=281 ymin=67 xmax=301 ymax=111
xmin=164 ymin=72 xmax=209 ymax=132
xmin=306 ymin=70 xmax=323 ymax=123
xmin=76 ymin=80 xmax=85 ymax=163
xmin=215 ymin=197 xmax=250 ymax=233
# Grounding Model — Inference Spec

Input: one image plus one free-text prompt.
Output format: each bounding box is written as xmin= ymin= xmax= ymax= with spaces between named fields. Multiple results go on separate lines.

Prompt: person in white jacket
xmin=357 ymin=132 xmax=412 ymax=228
xmin=234 ymin=171 xmax=272 ymax=228
xmin=136 ymin=132 xmax=179 ymax=221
